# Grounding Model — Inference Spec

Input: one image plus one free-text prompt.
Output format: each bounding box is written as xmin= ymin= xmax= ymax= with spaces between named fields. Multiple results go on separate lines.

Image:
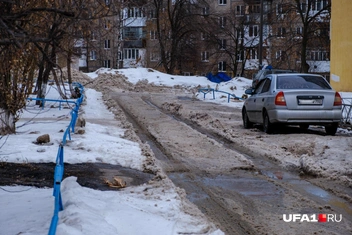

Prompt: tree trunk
xmin=301 ymin=25 xmax=309 ymax=73
xmin=36 ymin=43 xmax=56 ymax=106
xmin=0 ymin=109 xmax=16 ymax=135
xmin=66 ymin=51 xmax=77 ymax=98
xmin=51 ymin=68 xmax=67 ymax=99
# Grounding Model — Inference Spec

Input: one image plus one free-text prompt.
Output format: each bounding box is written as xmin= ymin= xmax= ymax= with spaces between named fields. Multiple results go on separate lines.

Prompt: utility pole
xmin=258 ymin=0 xmax=264 ymax=70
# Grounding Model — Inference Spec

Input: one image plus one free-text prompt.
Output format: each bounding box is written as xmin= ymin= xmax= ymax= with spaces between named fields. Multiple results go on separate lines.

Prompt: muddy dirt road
xmin=107 ymin=88 xmax=352 ymax=235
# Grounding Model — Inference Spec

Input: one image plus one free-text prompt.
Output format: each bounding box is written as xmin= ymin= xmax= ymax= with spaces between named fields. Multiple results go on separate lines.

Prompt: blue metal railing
xmin=27 ymin=83 xmax=84 ymax=235
xmin=341 ymin=97 xmax=352 ymax=126
xmin=198 ymin=88 xmax=243 ymax=102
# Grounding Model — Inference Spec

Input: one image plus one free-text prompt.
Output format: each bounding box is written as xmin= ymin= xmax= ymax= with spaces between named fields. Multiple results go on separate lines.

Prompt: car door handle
xmin=254 ymin=99 xmax=256 ymax=102
xmin=262 ymin=98 xmax=265 ymax=102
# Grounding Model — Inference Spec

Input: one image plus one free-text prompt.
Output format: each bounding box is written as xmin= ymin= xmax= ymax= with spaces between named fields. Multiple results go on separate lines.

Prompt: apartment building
xmin=120 ymin=3 xmax=147 ymax=68
xmin=78 ymin=0 xmax=331 ymax=79
xmin=268 ymin=0 xmax=330 ymax=78
xmin=78 ymin=1 xmax=122 ymax=72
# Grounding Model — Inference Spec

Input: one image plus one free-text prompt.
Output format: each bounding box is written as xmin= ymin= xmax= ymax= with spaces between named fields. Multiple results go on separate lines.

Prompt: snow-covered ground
xmin=1 ymin=68 xmax=351 ymax=235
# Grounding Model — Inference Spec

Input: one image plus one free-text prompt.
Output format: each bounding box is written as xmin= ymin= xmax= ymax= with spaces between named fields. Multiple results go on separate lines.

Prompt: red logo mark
xmin=319 ymin=214 xmax=327 ymax=222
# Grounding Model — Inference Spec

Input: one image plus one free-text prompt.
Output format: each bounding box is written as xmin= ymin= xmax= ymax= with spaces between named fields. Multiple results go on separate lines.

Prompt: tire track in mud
xmin=110 ymin=92 xmax=257 ymax=234
xmin=110 ymin=91 xmax=352 ymax=235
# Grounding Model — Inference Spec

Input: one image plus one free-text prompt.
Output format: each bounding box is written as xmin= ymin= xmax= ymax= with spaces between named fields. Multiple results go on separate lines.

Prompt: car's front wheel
xmin=242 ymin=108 xmax=253 ymax=129
xmin=325 ymin=123 xmax=339 ymax=136
xmin=263 ymin=111 xmax=274 ymax=134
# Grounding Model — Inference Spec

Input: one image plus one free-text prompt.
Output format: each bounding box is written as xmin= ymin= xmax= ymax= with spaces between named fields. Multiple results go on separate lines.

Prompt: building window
xmin=149 ymin=9 xmax=156 ymax=19
xmin=236 ymin=5 xmax=245 ymax=16
xmin=150 ymin=52 xmax=160 ymax=61
xmin=219 ymin=17 xmax=226 ymax=28
xmin=248 ymin=48 xmax=258 ymax=59
xmin=236 ymin=28 xmax=244 ymax=39
xmin=249 ymin=25 xmax=258 ymax=37
xmin=296 ymin=27 xmax=303 ymax=36
xmin=311 ymin=0 xmax=329 ymax=11
xmin=80 ymin=51 xmax=86 ymax=60
xmin=218 ymin=0 xmax=227 ymax=5
xmin=297 ymin=2 xmax=307 ymax=13
xmin=91 ymin=31 xmax=96 ymax=41
xmin=203 ymin=7 xmax=209 ymax=16
xmin=90 ymin=51 xmax=97 ymax=60
xmin=123 ymin=27 xmax=143 ymax=40
xmin=276 ymin=50 xmax=286 ymax=61
xmin=201 ymin=51 xmax=209 ymax=61
xmin=201 ymin=33 xmax=208 ymax=40
xmin=314 ymin=28 xmax=329 ymax=37
xmin=236 ymin=51 xmax=244 ymax=62
xmin=150 ymin=30 xmax=158 ymax=40
xmin=128 ymin=8 xmax=145 ymax=18
xmin=218 ymin=61 xmax=226 ymax=71
xmin=128 ymin=8 xmax=134 ymax=18
xmin=277 ymin=4 xmax=289 ymax=14
xmin=277 ymin=27 xmax=286 ymax=37
xmin=124 ymin=48 xmax=140 ymax=60
xmin=104 ymin=60 xmax=111 ymax=68
xmin=104 ymin=20 xmax=111 ymax=30
xmin=104 ymin=39 xmax=111 ymax=49
xmin=219 ymin=39 xmax=226 ymax=50
xmin=249 ymin=5 xmax=260 ymax=14
xmin=309 ymin=50 xmax=329 ymax=61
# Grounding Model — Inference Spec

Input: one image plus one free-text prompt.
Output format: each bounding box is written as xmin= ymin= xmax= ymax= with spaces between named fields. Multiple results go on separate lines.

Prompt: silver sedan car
xmin=242 ymin=73 xmax=342 ymax=135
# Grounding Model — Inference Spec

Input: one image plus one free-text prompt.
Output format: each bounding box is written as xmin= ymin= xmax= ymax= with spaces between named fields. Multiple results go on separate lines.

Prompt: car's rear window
xmin=276 ymin=75 xmax=331 ymax=90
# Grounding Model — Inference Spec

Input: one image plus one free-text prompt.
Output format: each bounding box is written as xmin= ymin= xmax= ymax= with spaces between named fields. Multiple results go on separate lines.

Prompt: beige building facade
xmin=330 ymin=0 xmax=352 ymax=91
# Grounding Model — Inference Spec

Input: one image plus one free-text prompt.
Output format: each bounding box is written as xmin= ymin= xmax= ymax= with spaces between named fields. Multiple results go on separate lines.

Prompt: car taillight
xmin=275 ymin=91 xmax=286 ymax=106
xmin=334 ymin=92 xmax=342 ymax=106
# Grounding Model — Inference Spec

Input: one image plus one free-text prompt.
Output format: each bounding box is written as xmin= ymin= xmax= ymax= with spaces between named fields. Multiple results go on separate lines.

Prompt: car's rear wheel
xmin=325 ymin=123 xmax=339 ymax=136
xmin=242 ymin=108 xmax=253 ymax=129
xmin=263 ymin=111 xmax=274 ymax=134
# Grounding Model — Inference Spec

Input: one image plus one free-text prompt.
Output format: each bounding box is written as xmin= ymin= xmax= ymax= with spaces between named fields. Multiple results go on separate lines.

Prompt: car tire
xmin=325 ymin=123 xmax=338 ymax=136
xmin=242 ymin=108 xmax=253 ymax=129
xmin=263 ymin=111 xmax=274 ymax=134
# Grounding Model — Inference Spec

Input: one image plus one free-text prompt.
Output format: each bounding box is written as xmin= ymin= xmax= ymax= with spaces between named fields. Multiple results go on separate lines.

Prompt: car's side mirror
xmin=245 ymin=88 xmax=254 ymax=95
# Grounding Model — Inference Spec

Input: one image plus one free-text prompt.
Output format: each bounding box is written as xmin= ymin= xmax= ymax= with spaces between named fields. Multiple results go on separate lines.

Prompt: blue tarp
xmin=206 ymin=72 xmax=232 ymax=83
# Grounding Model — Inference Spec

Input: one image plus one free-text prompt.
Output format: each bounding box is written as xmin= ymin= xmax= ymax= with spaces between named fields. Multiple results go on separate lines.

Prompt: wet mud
xmin=0 ymin=162 xmax=154 ymax=190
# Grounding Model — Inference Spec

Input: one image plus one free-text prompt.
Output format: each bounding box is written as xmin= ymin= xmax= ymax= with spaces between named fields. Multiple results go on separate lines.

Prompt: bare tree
xmin=0 ymin=0 xmax=92 ymax=133
xmin=152 ymin=0 xmax=207 ymax=74
xmin=268 ymin=0 xmax=331 ymax=72
xmin=78 ymin=0 xmax=123 ymax=72
xmin=0 ymin=0 xmax=43 ymax=134
xmin=201 ymin=5 xmax=256 ymax=77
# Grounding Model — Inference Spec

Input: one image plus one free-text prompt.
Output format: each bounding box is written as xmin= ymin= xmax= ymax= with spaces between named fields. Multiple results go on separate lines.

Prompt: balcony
xmin=123 ymin=39 xmax=146 ymax=48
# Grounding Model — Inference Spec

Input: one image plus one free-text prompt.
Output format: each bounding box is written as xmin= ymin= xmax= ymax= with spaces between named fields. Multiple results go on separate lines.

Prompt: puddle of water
xmin=202 ymin=175 xmax=283 ymax=200
xmin=168 ymin=172 xmax=209 ymax=203
xmin=289 ymin=179 xmax=331 ymax=200
xmin=261 ymin=169 xmax=332 ymax=200
xmin=177 ymin=96 xmax=194 ymax=101
xmin=169 ymin=172 xmax=283 ymax=203
xmin=187 ymin=192 xmax=210 ymax=202
xmin=262 ymin=170 xmax=352 ymax=217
